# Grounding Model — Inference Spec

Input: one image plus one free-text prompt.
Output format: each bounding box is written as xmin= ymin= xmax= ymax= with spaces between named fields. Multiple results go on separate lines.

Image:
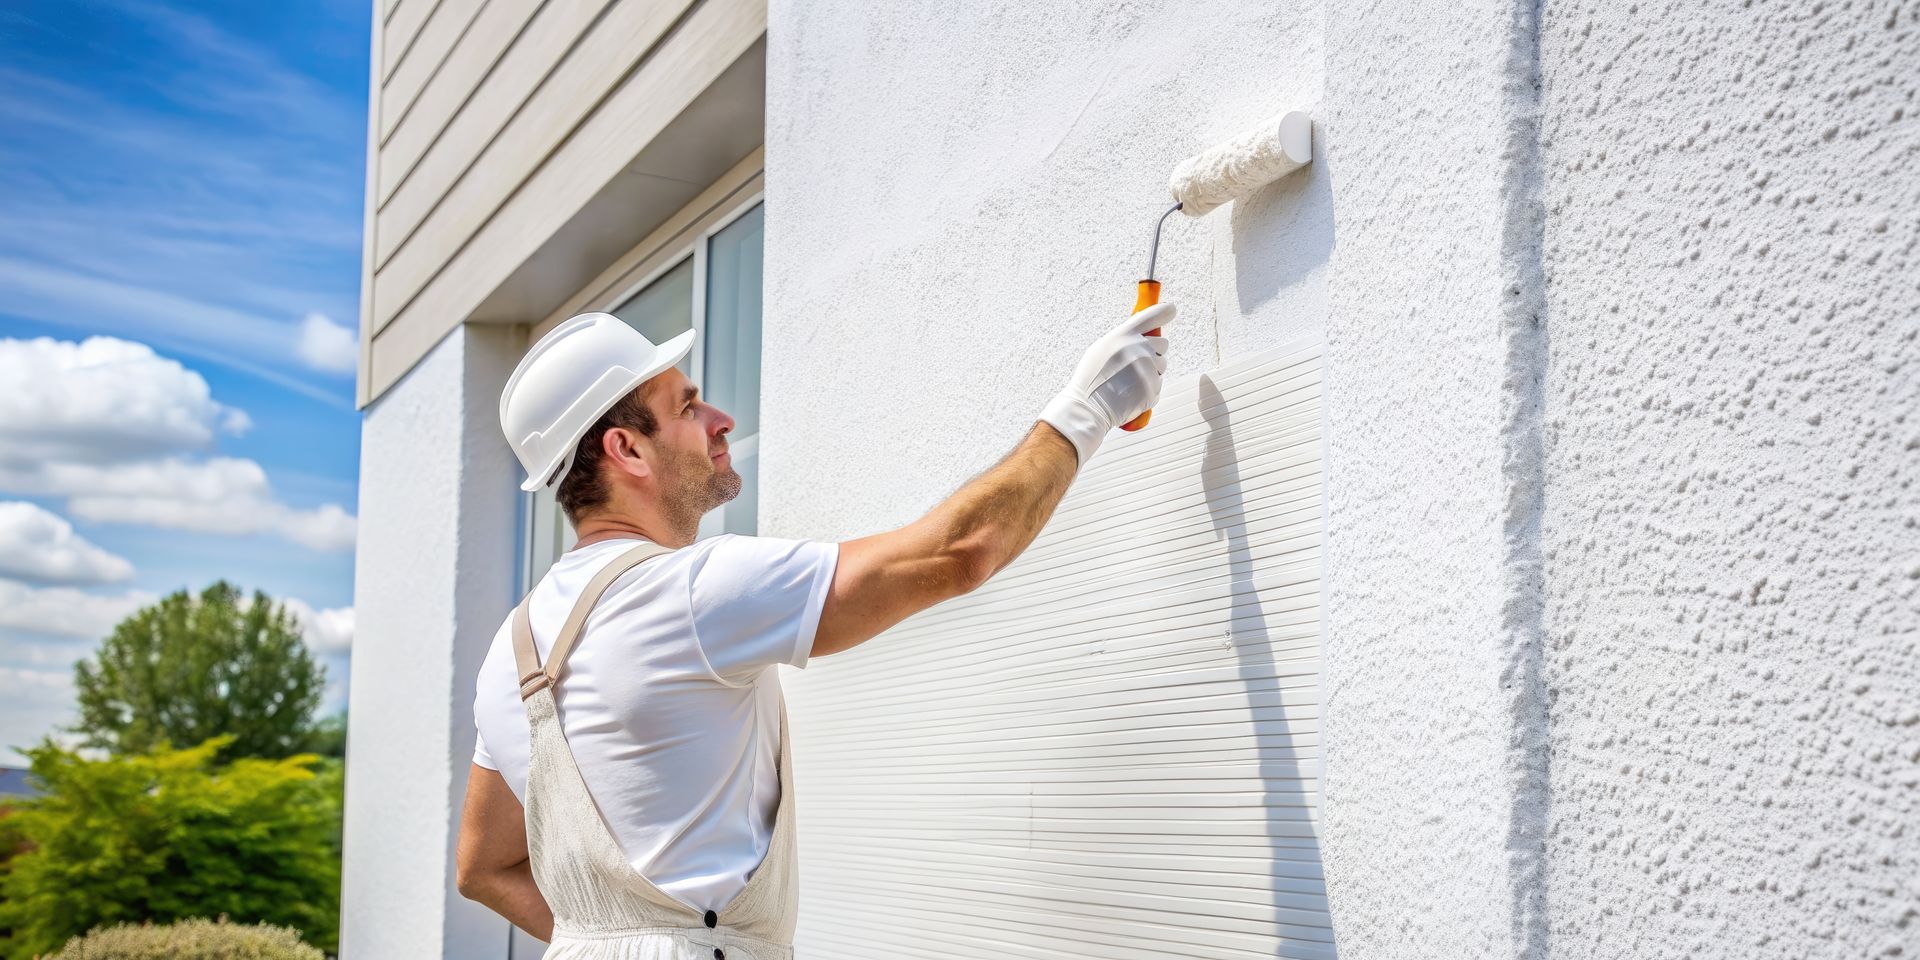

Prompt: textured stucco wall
xmin=341 ymin=325 xmax=522 ymax=959
xmin=764 ymin=0 xmax=1916 ymax=958
xmin=761 ymin=0 xmax=1328 ymax=542
xmin=1536 ymin=2 xmax=1919 ymax=957
xmin=1318 ymin=0 xmax=1551 ymax=954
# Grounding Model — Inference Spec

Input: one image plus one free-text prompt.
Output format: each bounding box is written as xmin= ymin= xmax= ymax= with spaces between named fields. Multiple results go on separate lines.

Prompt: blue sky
xmin=0 ymin=0 xmax=370 ymax=764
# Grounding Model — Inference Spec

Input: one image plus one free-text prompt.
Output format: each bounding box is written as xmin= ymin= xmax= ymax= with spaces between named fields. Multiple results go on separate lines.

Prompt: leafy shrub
xmin=0 ymin=738 xmax=340 ymax=959
xmin=50 ymin=917 xmax=323 ymax=960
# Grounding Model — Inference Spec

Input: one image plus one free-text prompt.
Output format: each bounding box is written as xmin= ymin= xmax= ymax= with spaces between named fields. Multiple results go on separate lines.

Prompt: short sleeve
xmin=473 ymin=728 xmax=498 ymax=770
xmin=687 ymin=534 xmax=840 ymax=685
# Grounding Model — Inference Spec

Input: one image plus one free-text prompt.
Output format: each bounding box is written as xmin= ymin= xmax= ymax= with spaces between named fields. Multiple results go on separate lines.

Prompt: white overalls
xmin=511 ymin=541 xmax=800 ymax=960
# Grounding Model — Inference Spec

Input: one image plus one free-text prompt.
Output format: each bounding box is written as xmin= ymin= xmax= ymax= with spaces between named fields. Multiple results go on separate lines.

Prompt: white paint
xmin=1535 ymin=2 xmax=1919 ymax=957
xmin=767 ymin=1 xmax=1917 ymax=958
xmin=762 ymin=0 xmax=1329 ymax=541
xmin=765 ymin=1 xmax=1332 ymax=956
xmin=782 ymin=343 xmax=1330 ymax=958
xmin=340 ymin=324 xmax=522 ymax=960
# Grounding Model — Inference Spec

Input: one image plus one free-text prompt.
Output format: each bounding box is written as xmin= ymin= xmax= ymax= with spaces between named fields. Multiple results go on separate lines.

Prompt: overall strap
xmin=513 ymin=541 xmax=676 ymax=700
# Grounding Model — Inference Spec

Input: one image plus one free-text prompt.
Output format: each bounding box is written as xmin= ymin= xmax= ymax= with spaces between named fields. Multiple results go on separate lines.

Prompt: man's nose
xmin=709 ymin=407 xmax=736 ymax=436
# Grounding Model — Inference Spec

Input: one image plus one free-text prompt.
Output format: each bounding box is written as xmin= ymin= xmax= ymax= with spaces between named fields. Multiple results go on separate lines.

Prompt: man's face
xmin=641 ymin=367 xmax=740 ymax=524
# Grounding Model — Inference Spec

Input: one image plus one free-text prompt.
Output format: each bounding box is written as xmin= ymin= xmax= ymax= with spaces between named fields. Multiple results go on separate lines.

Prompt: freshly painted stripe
xmin=787 ymin=343 xmax=1332 ymax=959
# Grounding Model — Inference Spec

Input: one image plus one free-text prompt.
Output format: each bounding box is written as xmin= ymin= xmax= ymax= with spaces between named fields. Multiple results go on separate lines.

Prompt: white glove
xmin=1039 ymin=302 xmax=1175 ymax=465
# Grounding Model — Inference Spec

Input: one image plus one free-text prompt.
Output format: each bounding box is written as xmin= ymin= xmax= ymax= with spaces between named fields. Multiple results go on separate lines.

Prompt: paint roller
xmin=1121 ymin=110 xmax=1314 ymax=431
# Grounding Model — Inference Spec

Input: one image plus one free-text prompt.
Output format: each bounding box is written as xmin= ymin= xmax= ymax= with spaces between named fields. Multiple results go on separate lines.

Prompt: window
xmin=520 ymin=199 xmax=765 ymax=588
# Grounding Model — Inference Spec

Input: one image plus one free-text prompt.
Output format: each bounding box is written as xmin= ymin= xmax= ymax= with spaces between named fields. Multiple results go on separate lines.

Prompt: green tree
xmin=0 ymin=738 xmax=341 ymax=959
xmin=303 ymin=710 xmax=348 ymax=759
xmin=73 ymin=582 xmax=325 ymax=760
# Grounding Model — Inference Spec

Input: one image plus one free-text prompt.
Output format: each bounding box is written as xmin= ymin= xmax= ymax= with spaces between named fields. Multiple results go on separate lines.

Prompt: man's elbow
xmin=454 ymin=847 xmax=503 ymax=904
xmin=949 ymin=543 xmax=1000 ymax=596
xmin=454 ymin=861 xmax=486 ymax=902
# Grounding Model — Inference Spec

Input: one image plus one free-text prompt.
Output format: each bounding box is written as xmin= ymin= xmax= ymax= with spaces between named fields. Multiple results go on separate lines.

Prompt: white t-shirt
xmin=472 ymin=534 xmax=839 ymax=913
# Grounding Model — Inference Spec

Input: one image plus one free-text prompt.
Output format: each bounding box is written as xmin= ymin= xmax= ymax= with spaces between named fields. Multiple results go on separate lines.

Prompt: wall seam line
xmin=1495 ymin=0 xmax=1552 ymax=957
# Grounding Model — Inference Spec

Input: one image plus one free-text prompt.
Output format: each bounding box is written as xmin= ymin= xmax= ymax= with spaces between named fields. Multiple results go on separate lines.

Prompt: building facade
xmin=341 ymin=1 xmax=1918 ymax=958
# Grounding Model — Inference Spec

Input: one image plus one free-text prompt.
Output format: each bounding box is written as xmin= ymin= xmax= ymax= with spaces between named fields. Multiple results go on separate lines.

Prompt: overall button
xmin=704 ymin=910 xmax=717 ymax=929
xmin=713 ymin=950 xmax=724 ymax=960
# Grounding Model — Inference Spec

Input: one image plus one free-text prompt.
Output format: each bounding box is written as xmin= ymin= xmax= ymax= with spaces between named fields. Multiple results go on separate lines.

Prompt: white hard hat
xmin=499 ymin=313 xmax=696 ymax=492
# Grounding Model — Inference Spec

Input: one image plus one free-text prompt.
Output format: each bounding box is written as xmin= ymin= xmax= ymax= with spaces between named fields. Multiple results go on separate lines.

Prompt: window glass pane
xmin=704 ymin=205 xmax=763 ymax=440
xmin=705 ymin=204 xmax=763 ymax=536
xmin=613 ymin=257 xmax=694 ymax=373
xmin=522 ymin=485 xmax=574 ymax=589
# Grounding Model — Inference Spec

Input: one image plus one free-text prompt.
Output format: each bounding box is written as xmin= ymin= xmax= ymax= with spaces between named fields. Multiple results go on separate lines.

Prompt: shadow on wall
xmin=1201 ymin=375 xmax=1338 ymax=957
xmin=1228 ymin=120 xmax=1336 ymax=318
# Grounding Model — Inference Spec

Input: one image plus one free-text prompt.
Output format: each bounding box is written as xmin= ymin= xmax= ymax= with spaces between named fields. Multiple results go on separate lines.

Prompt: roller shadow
xmin=1200 ymin=374 xmax=1337 ymax=957
xmin=1228 ymin=120 xmax=1336 ymax=316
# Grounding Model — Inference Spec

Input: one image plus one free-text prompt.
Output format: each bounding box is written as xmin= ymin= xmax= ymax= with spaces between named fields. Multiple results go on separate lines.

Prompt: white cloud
xmin=0 ymin=579 xmax=152 ymax=638
xmin=0 ymin=663 xmax=80 ymax=766
xmin=296 ymin=312 xmax=357 ymax=375
xmin=43 ymin=458 xmax=357 ymax=552
xmin=0 ymin=336 xmax=357 ymax=552
xmin=0 ymin=501 xmax=134 ymax=584
xmin=280 ymin=598 xmax=353 ymax=654
xmin=0 ymin=258 xmax=352 ymax=409
xmin=0 ymin=335 xmax=247 ymax=466
xmin=275 ymin=504 xmax=357 ymax=552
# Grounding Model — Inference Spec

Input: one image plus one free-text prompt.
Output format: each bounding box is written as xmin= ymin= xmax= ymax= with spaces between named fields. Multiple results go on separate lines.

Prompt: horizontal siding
xmin=381 ymin=0 xmax=442 ymax=79
xmin=365 ymin=0 xmax=765 ymax=394
xmin=371 ymin=0 xmax=701 ymax=315
xmin=785 ymin=344 xmax=1333 ymax=960
xmin=375 ymin=0 xmax=616 ymax=204
xmin=377 ymin=0 xmax=485 ymax=143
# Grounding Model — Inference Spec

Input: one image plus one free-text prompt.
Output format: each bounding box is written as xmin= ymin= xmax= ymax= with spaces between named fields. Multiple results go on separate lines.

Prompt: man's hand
xmin=812 ymin=301 xmax=1178 ymax=659
xmin=1039 ymin=302 xmax=1175 ymax=465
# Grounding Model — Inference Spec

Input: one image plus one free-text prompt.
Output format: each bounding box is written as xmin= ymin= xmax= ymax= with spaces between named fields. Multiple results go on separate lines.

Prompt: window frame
xmin=599 ymin=190 xmax=765 ymax=394
xmin=517 ymin=185 xmax=767 ymax=589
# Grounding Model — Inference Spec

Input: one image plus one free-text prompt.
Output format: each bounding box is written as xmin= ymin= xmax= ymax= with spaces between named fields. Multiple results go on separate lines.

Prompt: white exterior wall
xmin=763 ymin=1 xmax=1917 ymax=960
xmin=340 ymin=0 xmax=1914 ymax=954
xmin=763 ymin=1 xmax=1339 ymax=956
xmin=1317 ymin=0 xmax=1545 ymax=954
xmin=760 ymin=0 xmax=1329 ymax=542
xmin=1536 ymin=3 xmax=1919 ymax=957
xmin=341 ymin=325 xmax=523 ymax=959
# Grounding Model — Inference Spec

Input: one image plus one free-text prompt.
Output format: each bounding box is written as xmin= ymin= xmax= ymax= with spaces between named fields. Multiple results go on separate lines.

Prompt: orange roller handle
xmin=1119 ymin=279 xmax=1162 ymax=432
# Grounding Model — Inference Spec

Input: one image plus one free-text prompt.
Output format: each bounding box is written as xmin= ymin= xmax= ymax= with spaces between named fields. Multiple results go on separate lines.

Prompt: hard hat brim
xmin=518 ymin=327 xmax=697 ymax=492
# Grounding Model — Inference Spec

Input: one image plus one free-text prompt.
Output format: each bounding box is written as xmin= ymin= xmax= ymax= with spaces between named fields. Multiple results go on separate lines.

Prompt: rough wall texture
xmin=1318 ymin=0 xmax=1550 ymax=956
xmin=759 ymin=0 xmax=1920 ymax=956
xmin=761 ymin=0 xmax=1328 ymax=542
xmin=1536 ymin=1 xmax=1920 ymax=957
xmin=341 ymin=325 xmax=522 ymax=959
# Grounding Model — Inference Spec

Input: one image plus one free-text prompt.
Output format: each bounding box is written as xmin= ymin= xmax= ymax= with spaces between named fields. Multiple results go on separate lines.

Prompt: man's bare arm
xmin=455 ymin=764 xmax=554 ymax=941
xmin=812 ymin=422 xmax=1078 ymax=657
xmin=812 ymin=303 xmax=1172 ymax=659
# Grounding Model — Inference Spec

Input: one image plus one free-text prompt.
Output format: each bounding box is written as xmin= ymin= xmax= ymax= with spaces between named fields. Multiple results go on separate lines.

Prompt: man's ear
xmin=601 ymin=427 xmax=652 ymax=480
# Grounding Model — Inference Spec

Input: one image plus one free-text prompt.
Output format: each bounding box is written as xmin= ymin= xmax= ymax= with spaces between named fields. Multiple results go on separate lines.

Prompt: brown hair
xmin=554 ymin=385 xmax=659 ymax=523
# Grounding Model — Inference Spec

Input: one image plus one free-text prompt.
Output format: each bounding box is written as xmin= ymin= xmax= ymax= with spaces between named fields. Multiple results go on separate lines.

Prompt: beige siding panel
xmin=375 ymin=0 xmax=614 ymax=208
xmin=367 ymin=0 xmax=764 ymax=397
xmin=366 ymin=0 xmax=714 ymax=322
xmin=384 ymin=0 xmax=404 ymax=24
xmin=382 ymin=0 xmax=444 ymax=80
xmin=378 ymin=0 xmax=485 ymax=143
xmin=371 ymin=0 xmax=704 ymax=314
